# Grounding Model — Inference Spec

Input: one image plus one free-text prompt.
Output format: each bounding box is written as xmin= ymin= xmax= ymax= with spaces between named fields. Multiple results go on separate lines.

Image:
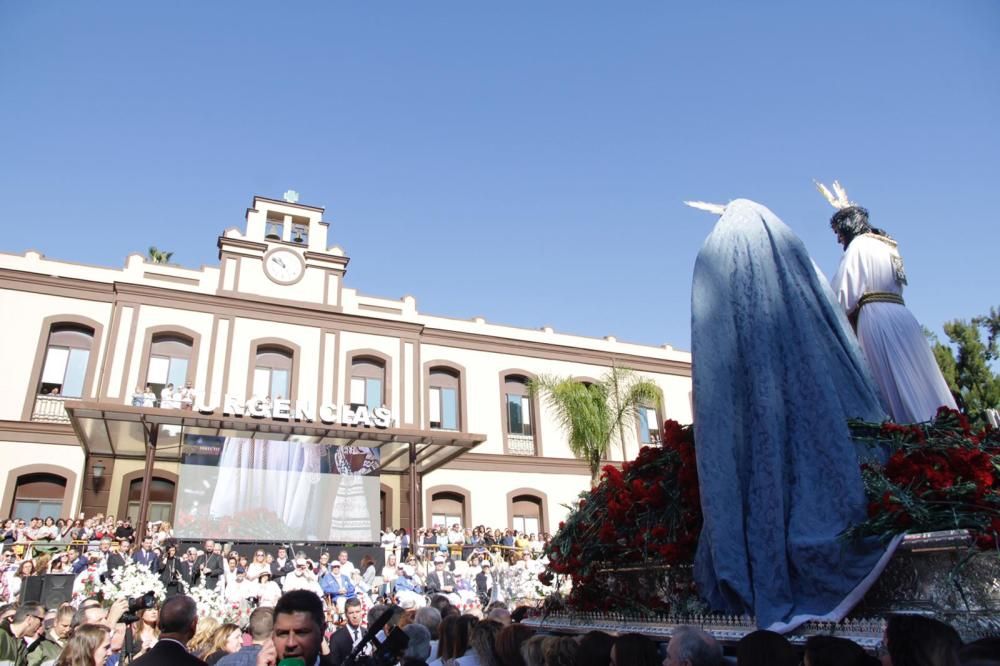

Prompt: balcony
xmin=506 ymin=434 xmax=537 ymax=456
xmin=31 ymin=395 xmax=71 ymax=423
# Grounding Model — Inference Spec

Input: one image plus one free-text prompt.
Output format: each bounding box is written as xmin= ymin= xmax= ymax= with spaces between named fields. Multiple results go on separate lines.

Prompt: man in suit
xmin=424 ymin=556 xmax=456 ymax=597
xmin=179 ymin=547 xmax=199 ymax=589
xmin=131 ymin=595 xmax=205 ymax=666
xmin=194 ymin=540 xmax=224 ymax=590
xmin=328 ymin=598 xmax=366 ymax=665
xmin=475 ymin=561 xmax=494 ymax=607
xmin=270 ymin=547 xmax=294 ymax=587
xmin=103 ymin=539 xmax=130 ymax=580
xmin=133 ymin=536 xmax=160 ymax=571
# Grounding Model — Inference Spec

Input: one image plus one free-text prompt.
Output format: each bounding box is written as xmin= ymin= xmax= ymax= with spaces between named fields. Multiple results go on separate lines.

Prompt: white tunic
xmin=832 ymin=234 xmax=956 ymax=423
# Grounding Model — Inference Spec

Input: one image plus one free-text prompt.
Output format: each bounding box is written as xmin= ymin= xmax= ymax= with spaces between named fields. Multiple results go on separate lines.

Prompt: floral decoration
xmin=540 ymin=420 xmax=702 ymax=611
xmin=846 ymin=407 xmax=1000 ymax=549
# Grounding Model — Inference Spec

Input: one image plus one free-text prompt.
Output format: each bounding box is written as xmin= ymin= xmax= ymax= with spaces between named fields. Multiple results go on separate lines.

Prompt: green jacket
xmin=25 ymin=636 xmax=60 ymax=666
xmin=0 ymin=622 xmax=27 ymax=666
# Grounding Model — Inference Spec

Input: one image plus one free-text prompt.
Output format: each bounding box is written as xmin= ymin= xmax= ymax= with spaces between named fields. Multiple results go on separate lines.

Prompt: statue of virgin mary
xmin=688 ymin=198 xmax=899 ymax=632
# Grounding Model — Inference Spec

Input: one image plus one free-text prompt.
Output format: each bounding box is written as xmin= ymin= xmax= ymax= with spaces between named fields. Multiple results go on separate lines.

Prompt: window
xmin=12 ymin=473 xmax=66 ymax=521
xmin=429 ymin=490 xmax=466 ymax=528
xmin=291 ymin=223 xmax=309 ymax=245
xmin=38 ymin=325 xmax=94 ymax=397
xmin=126 ymin=477 xmax=175 ymax=523
xmin=146 ymin=334 xmax=193 ymax=399
xmin=265 ymin=216 xmax=284 ymax=240
xmin=252 ymin=346 xmax=293 ymax=400
xmin=428 ymin=368 xmax=460 ymax=430
xmin=350 ymin=358 xmax=385 ymax=410
xmin=504 ymin=376 xmax=533 ymax=436
xmin=638 ymin=403 xmax=661 ymax=444
xmin=511 ymin=494 xmax=543 ymax=535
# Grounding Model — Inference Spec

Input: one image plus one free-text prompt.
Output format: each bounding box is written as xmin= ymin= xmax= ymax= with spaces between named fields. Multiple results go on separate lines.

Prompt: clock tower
xmin=216 ymin=193 xmax=350 ymax=308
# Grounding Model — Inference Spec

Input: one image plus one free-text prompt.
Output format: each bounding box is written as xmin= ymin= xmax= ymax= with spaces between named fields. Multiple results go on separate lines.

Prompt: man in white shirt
xmin=335 ymin=550 xmax=356 ymax=577
xmin=225 ymin=567 xmax=258 ymax=604
xmin=280 ymin=558 xmax=323 ymax=597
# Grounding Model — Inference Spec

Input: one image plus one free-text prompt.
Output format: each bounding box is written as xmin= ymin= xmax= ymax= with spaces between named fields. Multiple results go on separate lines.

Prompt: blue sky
xmin=1 ymin=2 xmax=997 ymax=351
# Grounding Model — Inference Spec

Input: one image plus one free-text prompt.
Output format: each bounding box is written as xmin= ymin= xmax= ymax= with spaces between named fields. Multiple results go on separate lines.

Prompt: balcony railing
xmin=507 ymin=433 xmax=537 ymax=456
xmin=31 ymin=395 xmax=70 ymax=423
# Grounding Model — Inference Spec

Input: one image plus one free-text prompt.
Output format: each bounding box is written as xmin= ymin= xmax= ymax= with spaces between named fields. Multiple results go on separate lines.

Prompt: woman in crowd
xmin=159 ymin=544 xmax=183 ymax=596
xmin=736 ymin=630 xmax=796 ymax=666
xmin=882 ymin=614 xmax=962 ymax=666
xmin=256 ymin=571 xmax=282 ymax=608
xmin=381 ymin=553 xmax=398 ymax=598
xmin=399 ymin=528 xmax=410 ymax=560
xmin=37 ymin=517 xmax=60 ymax=542
xmin=129 ymin=607 xmax=160 ymax=657
xmin=359 ymin=555 xmax=377 ymax=592
xmin=610 ymin=634 xmax=658 ymax=666
xmin=246 ymin=549 xmax=269 ymax=582
xmin=7 ymin=558 xmax=35 ymax=603
xmin=68 ymin=519 xmax=90 ymax=542
xmin=575 ymin=631 xmax=614 ymax=666
xmin=494 ymin=624 xmax=534 ymax=666
xmin=55 ymin=623 xmax=111 ymax=666
xmin=48 ymin=553 xmax=68 ymax=574
xmin=188 ymin=616 xmax=221 ymax=659
xmin=465 ymin=620 xmax=503 ymax=666
xmin=152 ymin=521 xmax=173 ymax=549
xmin=430 ymin=615 xmax=472 ymax=666
xmin=203 ymin=623 xmax=242 ymax=666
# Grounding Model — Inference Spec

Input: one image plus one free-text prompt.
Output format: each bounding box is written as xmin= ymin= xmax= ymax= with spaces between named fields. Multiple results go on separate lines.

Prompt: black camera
xmin=121 ymin=591 xmax=157 ymax=624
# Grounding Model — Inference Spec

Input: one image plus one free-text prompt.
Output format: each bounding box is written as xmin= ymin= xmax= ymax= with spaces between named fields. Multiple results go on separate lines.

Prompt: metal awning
xmin=63 ymin=401 xmax=487 ymax=475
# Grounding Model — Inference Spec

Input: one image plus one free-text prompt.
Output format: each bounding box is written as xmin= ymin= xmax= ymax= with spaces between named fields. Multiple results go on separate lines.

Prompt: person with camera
xmin=158 ymin=545 xmax=184 ymax=597
xmin=130 ymin=596 xmax=205 ymax=666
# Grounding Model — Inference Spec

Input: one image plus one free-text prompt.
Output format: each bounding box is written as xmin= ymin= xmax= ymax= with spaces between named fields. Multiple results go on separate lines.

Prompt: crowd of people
xmin=129 ymin=383 xmax=198 ymax=409
xmin=0 ymin=513 xmax=553 ymax=617
xmin=2 ymin=583 xmax=997 ymax=666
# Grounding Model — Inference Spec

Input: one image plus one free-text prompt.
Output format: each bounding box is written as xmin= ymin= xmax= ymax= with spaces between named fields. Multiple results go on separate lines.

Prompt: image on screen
xmin=175 ymin=434 xmax=381 ymax=542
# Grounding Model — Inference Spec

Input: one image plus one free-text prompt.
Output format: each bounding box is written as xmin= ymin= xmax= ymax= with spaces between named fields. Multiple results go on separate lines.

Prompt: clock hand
xmin=273 ymin=257 xmax=287 ymax=269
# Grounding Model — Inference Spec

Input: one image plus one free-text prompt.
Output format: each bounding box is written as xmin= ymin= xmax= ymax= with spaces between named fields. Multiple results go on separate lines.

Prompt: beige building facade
xmin=0 ymin=194 xmax=692 ymax=539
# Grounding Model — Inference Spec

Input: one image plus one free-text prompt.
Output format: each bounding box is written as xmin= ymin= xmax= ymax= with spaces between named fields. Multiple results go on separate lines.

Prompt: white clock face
xmin=264 ymin=249 xmax=304 ymax=284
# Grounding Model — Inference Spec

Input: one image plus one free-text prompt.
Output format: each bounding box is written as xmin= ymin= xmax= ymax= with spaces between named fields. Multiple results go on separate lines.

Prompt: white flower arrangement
xmin=100 ymin=561 xmax=168 ymax=605
xmin=187 ymin=583 xmax=252 ymax=626
xmin=71 ymin=569 xmax=104 ymax=606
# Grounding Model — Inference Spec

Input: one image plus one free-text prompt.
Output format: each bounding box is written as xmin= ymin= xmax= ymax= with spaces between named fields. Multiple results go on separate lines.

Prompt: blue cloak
xmin=691 ymin=199 xmax=895 ymax=631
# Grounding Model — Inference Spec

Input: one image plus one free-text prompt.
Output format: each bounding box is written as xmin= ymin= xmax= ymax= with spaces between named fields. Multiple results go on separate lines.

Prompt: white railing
xmin=507 ymin=434 xmax=537 ymax=456
xmin=32 ymin=395 xmax=71 ymax=423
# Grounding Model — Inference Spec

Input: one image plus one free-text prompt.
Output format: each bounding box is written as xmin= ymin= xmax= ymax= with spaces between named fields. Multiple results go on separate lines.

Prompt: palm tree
xmin=530 ymin=366 xmax=662 ymax=485
xmin=147 ymin=247 xmax=174 ymax=264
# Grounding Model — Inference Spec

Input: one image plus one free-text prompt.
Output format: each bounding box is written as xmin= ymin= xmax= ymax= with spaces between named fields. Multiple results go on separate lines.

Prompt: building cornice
xmin=0 ymin=269 xmax=691 ymax=376
xmin=0 ymin=420 xmax=79 ymax=446
xmin=0 ymin=268 xmax=115 ymax=302
xmin=421 ymin=327 xmax=692 ymax=377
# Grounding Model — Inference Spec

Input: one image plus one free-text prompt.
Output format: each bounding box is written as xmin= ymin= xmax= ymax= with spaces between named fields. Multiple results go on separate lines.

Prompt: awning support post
xmin=408 ymin=441 xmax=419 ymax=534
xmin=136 ymin=423 xmax=158 ymax=543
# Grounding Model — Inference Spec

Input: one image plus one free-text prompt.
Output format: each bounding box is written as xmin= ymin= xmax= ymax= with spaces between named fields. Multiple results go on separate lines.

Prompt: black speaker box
xmin=20 ymin=574 xmax=74 ymax=609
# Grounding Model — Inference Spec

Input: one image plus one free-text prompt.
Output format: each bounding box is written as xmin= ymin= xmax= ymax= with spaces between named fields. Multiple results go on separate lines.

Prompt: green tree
xmin=929 ymin=306 xmax=1000 ymax=427
xmin=147 ymin=247 xmax=174 ymax=264
xmin=530 ymin=366 xmax=662 ymax=485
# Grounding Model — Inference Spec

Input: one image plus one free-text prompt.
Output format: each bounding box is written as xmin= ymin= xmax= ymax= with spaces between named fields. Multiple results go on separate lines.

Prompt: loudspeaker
xmin=41 ymin=575 xmax=74 ymax=609
xmin=19 ymin=576 xmax=44 ymax=604
xmin=20 ymin=575 xmax=74 ymax=609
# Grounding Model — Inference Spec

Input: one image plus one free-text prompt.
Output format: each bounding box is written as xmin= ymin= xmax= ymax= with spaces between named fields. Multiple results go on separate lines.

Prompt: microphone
xmin=340 ymin=605 xmax=401 ymax=666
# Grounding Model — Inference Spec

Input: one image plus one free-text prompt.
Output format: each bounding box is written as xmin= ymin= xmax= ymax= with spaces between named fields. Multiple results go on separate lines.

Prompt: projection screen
xmin=175 ymin=433 xmax=380 ymax=542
